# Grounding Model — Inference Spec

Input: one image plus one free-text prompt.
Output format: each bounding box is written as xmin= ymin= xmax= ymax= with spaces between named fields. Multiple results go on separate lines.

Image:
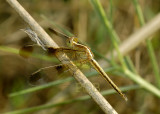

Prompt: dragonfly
xmin=20 ymin=27 xmax=128 ymax=101
xmin=19 ymin=28 xmax=89 ymax=84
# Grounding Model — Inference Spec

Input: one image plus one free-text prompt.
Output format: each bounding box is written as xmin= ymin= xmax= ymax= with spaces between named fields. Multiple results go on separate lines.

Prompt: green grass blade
xmin=0 ymin=46 xmax=59 ymax=62
xmin=90 ymin=0 xmax=160 ymax=97
xmin=132 ymin=0 xmax=160 ymax=88
xmin=9 ymin=67 xmax=117 ymax=97
xmin=6 ymin=85 xmax=140 ymax=114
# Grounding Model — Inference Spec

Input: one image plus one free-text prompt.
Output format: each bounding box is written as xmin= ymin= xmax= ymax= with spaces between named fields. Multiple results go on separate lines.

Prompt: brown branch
xmin=7 ymin=0 xmax=118 ymax=113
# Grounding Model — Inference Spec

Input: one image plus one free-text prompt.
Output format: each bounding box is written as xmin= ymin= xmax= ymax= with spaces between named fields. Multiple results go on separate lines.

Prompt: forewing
xmin=19 ymin=45 xmax=34 ymax=58
xmin=47 ymin=47 xmax=87 ymax=62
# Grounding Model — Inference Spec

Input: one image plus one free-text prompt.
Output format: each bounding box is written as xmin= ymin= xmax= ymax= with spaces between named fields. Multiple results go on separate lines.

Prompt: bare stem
xmin=110 ymin=13 xmax=160 ymax=58
xmin=7 ymin=0 xmax=118 ymax=113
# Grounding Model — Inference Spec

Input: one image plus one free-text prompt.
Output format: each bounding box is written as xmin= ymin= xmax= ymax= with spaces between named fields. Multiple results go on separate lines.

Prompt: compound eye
xmin=66 ymin=39 xmax=72 ymax=47
xmin=73 ymin=37 xmax=78 ymax=42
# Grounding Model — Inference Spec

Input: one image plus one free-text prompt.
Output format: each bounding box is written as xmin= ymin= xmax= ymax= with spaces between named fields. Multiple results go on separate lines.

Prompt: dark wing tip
xmin=28 ymin=72 xmax=43 ymax=85
xmin=19 ymin=45 xmax=34 ymax=58
xmin=48 ymin=28 xmax=58 ymax=35
xmin=47 ymin=47 xmax=57 ymax=56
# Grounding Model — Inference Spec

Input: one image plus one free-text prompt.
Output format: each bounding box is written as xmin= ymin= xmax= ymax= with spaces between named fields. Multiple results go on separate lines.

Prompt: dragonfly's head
xmin=67 ymin=37 xmax=78 ymax=47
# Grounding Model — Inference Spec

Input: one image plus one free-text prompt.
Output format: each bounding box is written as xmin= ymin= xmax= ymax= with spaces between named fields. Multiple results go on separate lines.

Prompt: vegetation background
xmin=0 ymin=0 xmax=160 ymax=114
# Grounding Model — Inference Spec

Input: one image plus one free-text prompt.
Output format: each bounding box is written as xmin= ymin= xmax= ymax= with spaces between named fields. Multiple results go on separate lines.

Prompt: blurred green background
xmin=0 ymin=0 xmax=160 ymax=114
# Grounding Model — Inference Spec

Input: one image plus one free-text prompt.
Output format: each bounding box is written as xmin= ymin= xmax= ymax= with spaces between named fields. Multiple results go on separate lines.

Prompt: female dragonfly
xmin=20 ymin=27 xmax=127 ymax=101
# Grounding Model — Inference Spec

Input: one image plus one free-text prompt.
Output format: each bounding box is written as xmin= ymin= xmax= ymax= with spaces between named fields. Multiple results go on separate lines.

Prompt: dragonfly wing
xmin=47 ymin=47 xmax=87 ymax=61
xmin=21 ymin=28 xmax=46 ymax=50
xmin=19 ymin=45 xmax=34 ymax=58
xmin=19 ymin=44 xmax=47 ymax=59
xmin=28 ymin=64 xmax=69 ymax=85
xmin=48 ymin=28 xmax=70 ymax=39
